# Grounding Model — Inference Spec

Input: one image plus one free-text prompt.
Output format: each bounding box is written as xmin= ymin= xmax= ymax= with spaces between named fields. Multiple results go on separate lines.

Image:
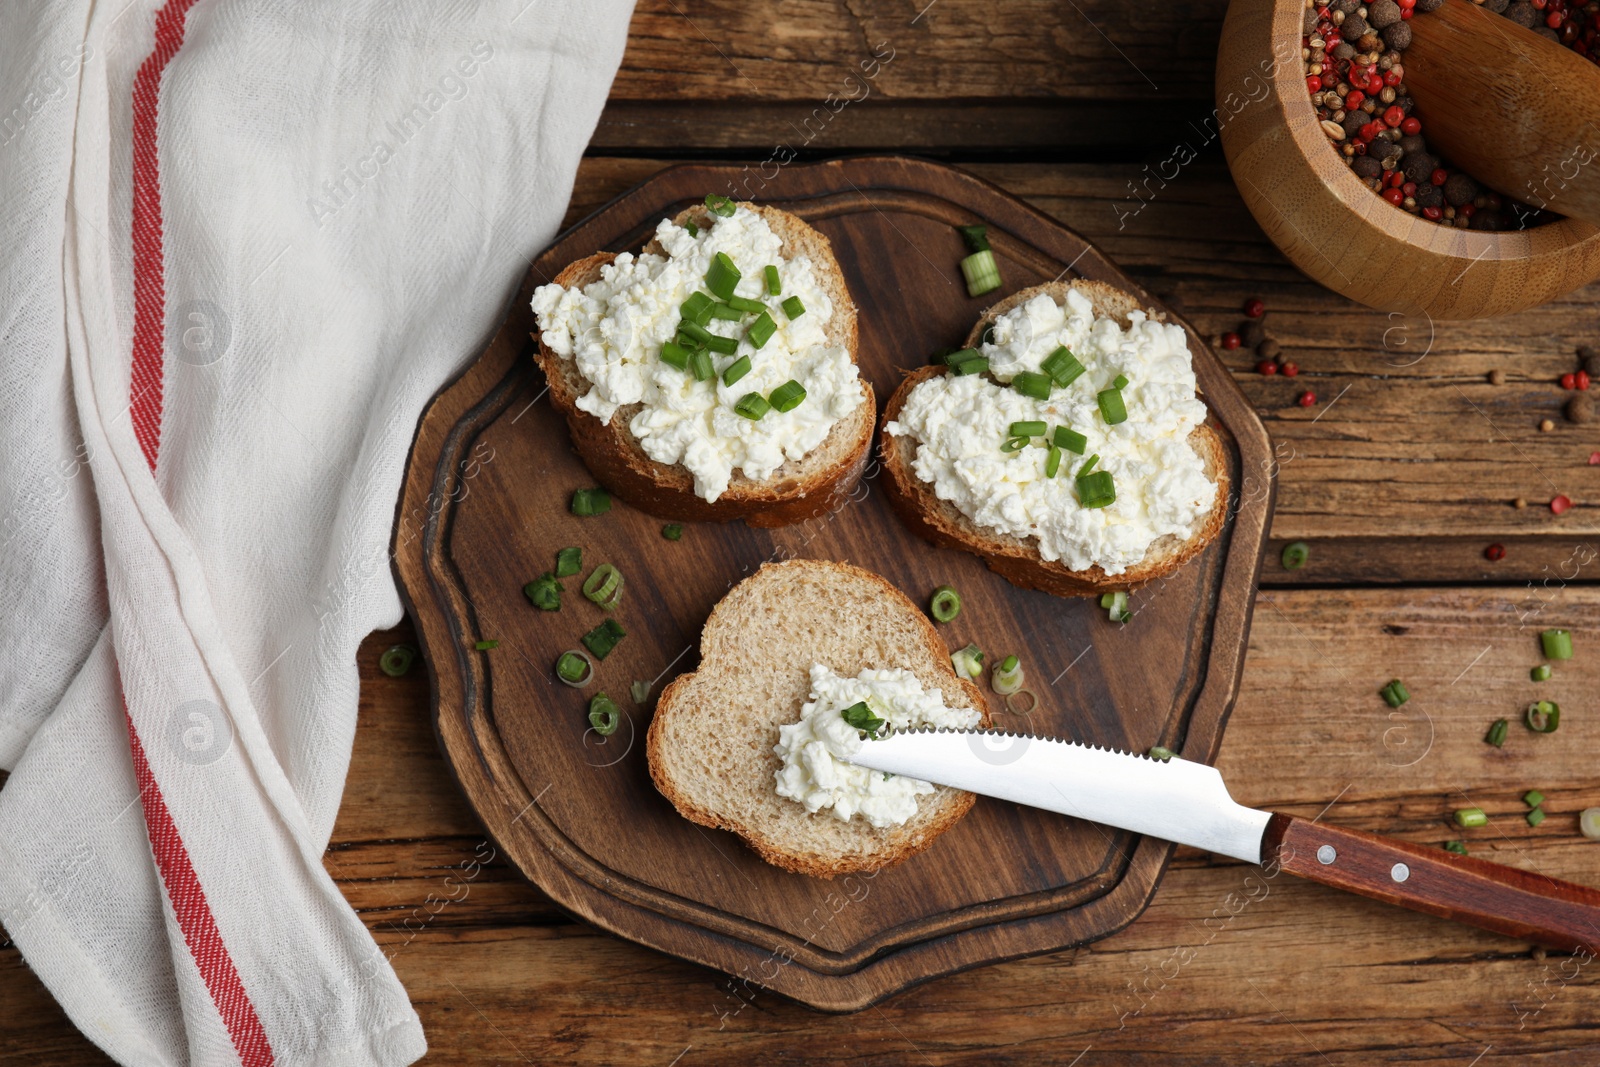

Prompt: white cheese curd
xmin=884 ymin=289 xmax=1216 ymax=576
xmin=774 ymin=663 xmax=982 ymax=829
xmin=530 ymin=206 xmax=863 ymax=502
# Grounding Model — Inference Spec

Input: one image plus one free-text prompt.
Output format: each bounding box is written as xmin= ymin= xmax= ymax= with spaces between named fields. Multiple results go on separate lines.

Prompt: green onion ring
xmin=555 ymin=649 xmax=593 ymax=688
xmin=1526 ymin=700 xmax=1560 ymax=733
xmin=379 ymin=645 xmax=416 ymax=677
xmin=582 ymin=564 xmax=624 ymax=610
xmin=588 ymin=691 xmax=621 ymax=735
xmin=1003 ymin=688 xmax=1038 ymax=716
xmin=929 ymin=585 xmax=961 ymax=623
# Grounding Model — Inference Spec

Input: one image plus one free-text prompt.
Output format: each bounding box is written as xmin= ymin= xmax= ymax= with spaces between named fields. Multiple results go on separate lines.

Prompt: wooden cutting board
xmin=391 ymin=156 xmax=1275 ymax=1012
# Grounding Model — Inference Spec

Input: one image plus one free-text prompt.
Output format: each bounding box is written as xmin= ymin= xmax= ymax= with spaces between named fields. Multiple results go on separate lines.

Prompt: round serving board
xmin=392 ymin=156 xmax=1275 ymax=1011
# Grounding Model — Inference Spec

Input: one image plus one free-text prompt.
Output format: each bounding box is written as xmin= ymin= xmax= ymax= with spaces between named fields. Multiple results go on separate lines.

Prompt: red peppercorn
xmin=1578 ymin=370 xmax=1592 ymax=390
xmin=1459 ymin=203 xmax=1477 ymax=218
xmin=1551 ymin=494 xmax=1572 ymax=515
xmin=1222 ymin=332 xmax=1241 ymax=350
xmin=1298 ymin=391 xmax=1317 ymax=407
xmin=1256 ymin=359 xmax=1278 ymax=375
xmin=1347 ymin=90 xmax=1366 ymax=108
xmin=1562 ymin=371 xmax=1577 ymax=388
xmin=1384 ymin=70 xmax=1403 ymax=86
xmin=1401 ymin=7 xmax=1413 ymax=17
xmin=1387 ymin=170 xmax=1405 ymax=188
xmin=1308 ymin=75 xmax=1324 ymax=93
xmin=1423 ymin=206 xmax=1443 ymax=220
xmin=1243 ymin=298 xmax=1265 ymax=318
xmin=1383 ymin=187 xmax=1405 ymax=206
xmin=1359 ymin=122 xmax=1380 ymax=142
xmin=1401 ymin=117 xmax=1422 ymax=135
xmin=1383 ymin=105 xmax=1405 ymax=127
xmin=1402 ymin=181 xmax=1418 ymax=197
xmin=1390 ymin=64 xmax=1404 ymax=79
xmin=1400 ymin=0 xmax=1416 ymax=7
xmin=1430 ymin=168 xmax=1449 ymax=186
xmin=1485 ymin=543 xmax=1506 ymax=562
xmin=1549 ymin=10 xmax=1565 ymax=25
xmin=1368 ymin=74 xmax=1385 ymax=93
xmin=1281 ymin=362 xmax=1300 ymax=377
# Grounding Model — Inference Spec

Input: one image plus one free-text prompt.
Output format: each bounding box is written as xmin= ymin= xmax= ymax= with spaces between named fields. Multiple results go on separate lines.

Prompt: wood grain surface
xmin=6 ymin=0 xmax=1600 ymax=1062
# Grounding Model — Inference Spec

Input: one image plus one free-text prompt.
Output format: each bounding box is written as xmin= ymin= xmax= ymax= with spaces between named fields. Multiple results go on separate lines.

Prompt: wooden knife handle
xmin=1264 ymin=813 xmax=1600 ymax=954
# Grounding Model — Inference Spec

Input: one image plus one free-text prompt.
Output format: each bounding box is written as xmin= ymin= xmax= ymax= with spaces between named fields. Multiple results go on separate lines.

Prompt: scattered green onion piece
xmin=769 ymin=380 xmax=806 ymax=412
xmin=379 ymin=645 xmax=416 ymax=677
xmin=722 ymin=355 xmax=751 ymax=386
xmin=943 ymin=348 xmax=981 ymax=367
xmin=678 ymin=319 xmax=712 ymax=345
xmin=556 ymin=649 xmax=593 ymax=687
xmin=1581 ymin=808 xmax=1600 ymax=840
xmin=929 ymin=585 xmax=962 ymax=623
xmin=1008 ymin=420 xmax=1047 ymax=438
xmin=704 ymin=334 xmax=738 ymax=355
xmin=1443 ymin=840 xmax=1468 ymax=855
xmin=1102 ymin=589 xmax=1132 ymax=622
xmin=1077 ymin=470 xmax=1117 ymax=510
xmin=781 ymin=295 xmax=805 ymax=319
xmin=1005 ymin=688 xmax=1039 ymax=716
xmin=704 ymin=193 xmax=736 ymax=217
xmin=1453 ymin=807 xmax=1488 ymax=829
xmin=685 ymin=220 xmax=698 ymax=238
xmin=1531 ymin=664 xmax=1552 ymax=682
xmin=705 ymin=252 xmax=741 ymax=300
xmin=1380 ymin=679 xmax=1410 ymax=708
xmin=660 ymin=341 xmax=692 ymax=370
xmin=763 ymin=264 xmax=781 ymax=295
xmin=524 ymin=574 xmax=562 ymax=611
xmin=680 ymin=292 xmax=714 ymax=327
xmin=588 ymin=691 xmax=621 ymax=736
xmin=999 ymin=436 xmax=1030 ymax=453
xmin=992 ymin=655 xmax=1025 ymax=695
xmin=689 ymin=349 xmax=715 ymax=382
xmin=662 ymin=523 xmax=684 ymax=541
xmin=708 ymin=301 xmax=744 ymax=321
xmin=1541 ymin=628 xmax=1573 ymax=660
xmin=1039 ymin=346 xmax=1086 ymax=387
xmin=1523 ymin=789 xmax=1545 ymax=808
xmin=1052 ymin=426 xmax=1087 ymax=454
xmin=555 ymin=546 xmax=582 ymax=578
xmin=1527 ymin=807 xmax=1547 ymax=827
xmin=475 ymin=639 xmax=499 ymax=651
xmin=1097 ymin=387 xmax=1128 ymax=425
xmin=726 ymin=295 xmax=765 ymax=313
xmin=960 ymin=249 xmax=1003 ymax=296
xmin=951 ymin=643 xmax=985 ymax=681
xmin=582 ymin=563 xmax=625 ymax=611
xmin=958 ymin=224 xmax=991 ymax=253
xmin=1147 ymin=746 xmax=1176 ymax=762
xmin=1113 ymin=373 xmax=1129 ymax=389
xmin=630 ymin=680 xmax=651 ymax=704
xmin=1045 ymin=445 xmax=1062 ymax=478
xmin=1484 ymin=717 xmax=1509 ymax=747
xmin=734 ymin=392 xmax=770 ymax=420
xmin=1011 ymin=371 xmax=1052 ymax=401
xmin=746 ymin=310 xmax=777 ymax=349
xmin=950 ymin=355 xmax=989 ymax=376
xmin=840 ymin=701 xmax=887 ymax=735
xmin=1281 ymin=541 xmax=1310 ymax=570
xmin=581 ymin=618 xmax=626 ymax=660
xmin=1079 ymin=454 xmax=1099 ymax=478
xmin=570 ymin=487 xmax=611 ymax=517
xmin=1526 ymin=700 xmax=1560 ymax=733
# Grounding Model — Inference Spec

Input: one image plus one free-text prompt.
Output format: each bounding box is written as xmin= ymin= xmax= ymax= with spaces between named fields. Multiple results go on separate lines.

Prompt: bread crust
xmin=645 ymin=560 xmax=993 ymax=878
xmin=532 ymin=205 xmax=874 ymax=529
xmin=878 ymin=281 xmax=1230 ymax=596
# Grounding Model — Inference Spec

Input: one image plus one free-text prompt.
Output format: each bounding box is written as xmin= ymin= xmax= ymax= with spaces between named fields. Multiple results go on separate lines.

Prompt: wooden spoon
xmin=1406 ymin=0 xmax=1600 ymax=226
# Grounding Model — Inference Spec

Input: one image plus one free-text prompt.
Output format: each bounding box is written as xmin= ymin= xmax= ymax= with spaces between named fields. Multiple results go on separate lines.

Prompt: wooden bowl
xmin=1217 ymin=0 xmax=1600 ymax=318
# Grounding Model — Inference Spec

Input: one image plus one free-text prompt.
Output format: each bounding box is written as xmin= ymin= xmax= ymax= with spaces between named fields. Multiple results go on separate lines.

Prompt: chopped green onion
xmin=524 ymin=574 xmax=562 ymax=611
xmin=763 ymin=264 xmax=781 ymax=295
xmin=1011 ymin=371 xmax=1051 ymax=401
xmin=951 ymin=643 xmax=985 ymax=680
xmin=1077 ymin=470 xmax=1116 ymax=509
xmin=556 ymin=649 xmax=593 ymax=686
xmin=1102 ymin=590 xmax=1131 ymax=622
xmin=704 ymin=193 xmax=736 ymax=217
xmin=781 ymin=295 xmax=805 ymax=319
xmin=661 ymin=523 xmax=684 ymax=541
xmin=1453 ymin=807 xmax=1488 ymax=829
xmin=685 ymin=220 xmax=698 ymax=238
xmin=1541 ymin=629 xmax=1573 ymax=660
xmin=680 ymin=292 xmax=714 ymax=326
xmin=734 ymin=392 xmax=770 ymax=420
xmin=1581 ymin=808 xmax=1600 ymax=840
xmin=704 ymin=334 xmax=738 ymax=355
xmin=999 ymin=436 xmax=1030 ymax=453
xmin=950 ymin=355 xmax=989 ymax=376
xmin=555 ymin=546 xmax=582 ymax=578
xmin=660 ymin=341 xmax=692 ymax=370
xmin=1443 ymin=840 xmax=1468 ymax=855
xmin=1053 ymin=426 xmax=1087 ymax=453
xmin=1040 ymin=347 xmax=1086 ymax=387
xmin=1281 ymin=541 xmax=1310 ymax=570
xmin=705 ymin=252 xmax=741 ymax=300
xmin=475 ymin=639 xmax=499 ymax=651
xmin=1079 ymin=454 xmax=1099 ymax=478
xmin=689 ymin=349 xmax=715 ymax=382
xmin=571 ymin=487 xmax=611 ymax=517
xmin=1523 ymin=789 xmax=1545 ymax=808
xmin=581 ymin=618 xmax=626 ymax=660
xmin=722 ymin=355 xmax=751 ymax=386
xmin=943 ymin=348 xmax=981 ymax=367
xmin=1005 ymin=689 xmax=1038 ymax=716
xmin=1485 ymin=717 xmax=1509 ymax=747
xmin=678 ymin=319 xmax=712 ymax=345
xmin=588 ymin=691 xmax=621 ymax=735
xmin=708 ymin=301 xmax=744 ymax=321
xmin=1527 ymin=807 xmax=1547 ymax=827
xmin=746 ymin=310 xmax=777 ymax=349
xmin=992 ymin=655 xmax=1024 ymax=695
xmin=960 ymin=249 xmax=1002 ymax=296
xmin=379 ymin=645 xmax=416 ymax=677
xmin=630 ymin=680 xmax=651 ymax=704
xmin=769 ymin=380 xmax=806 ymax=412
xmin=1113 ymin=373 xmax=1129 ymax=389
xmin=840 ymin=701 xmax=887 ymax=735
xmin=726 ymin=295 xmax=765 ymax=313
xmin=1380 ymin=679 xmax=1410 ymax=708
xmin=1147 ymin=746 xmax=1176 ymax=762
xmin=929 ymin=585 xmax=961 ymax=623
xmin=1526 ymin=700 xmax=1560 ymax=733
xmin=1097 ymin=387 xmax=1128 ymax=425
xmin=1045 ymin=445 xmax=1062 ymax=478
xmin=1008 ymin=420 xmax=1047 ymax=438
xmin=582 ymin=563 xmax=625 ymax=611
xmin=1531 ymin=664 xmax=1552 ymax=682
xmin=958 ymin=224 xmax=991 ymax=253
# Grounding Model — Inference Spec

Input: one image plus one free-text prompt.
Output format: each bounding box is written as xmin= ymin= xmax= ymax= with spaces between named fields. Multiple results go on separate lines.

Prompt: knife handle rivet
xmin=1317 ymin=845 xmax=1337 ymax=865
xmin=1391 ymin=862 xmax=1410 ymax=883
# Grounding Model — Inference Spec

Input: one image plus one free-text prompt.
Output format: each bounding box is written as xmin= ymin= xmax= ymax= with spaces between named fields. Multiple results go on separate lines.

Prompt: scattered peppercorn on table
xmin=7 ymin=2 xmax=1600 ymax=1063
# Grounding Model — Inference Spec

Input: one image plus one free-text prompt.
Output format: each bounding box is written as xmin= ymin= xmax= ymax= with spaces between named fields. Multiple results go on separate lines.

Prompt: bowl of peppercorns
xmin=1217 ymin=0 xmax=1600 ymax=317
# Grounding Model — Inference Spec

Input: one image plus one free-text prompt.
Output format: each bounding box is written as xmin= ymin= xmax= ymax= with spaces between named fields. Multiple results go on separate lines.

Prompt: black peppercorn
xmin=1414 ymin=0 xmax=1444 ymax=9
xmin=1353 ymin=155 xmax=1383 ymax=180
xmin=1342 ymin=110 xmax=1367 ymax=138
xmin=1368 ymin=0 xmax=1403 ymax=27
xmin=1443 ymin=174 xmax=1479 ymax=207
xmin=1402 ymin=152 xmax=1438 ymax=184
xmin=1579 ymin=345 xmax=1600 ymax=378
xmin=1382 ymin=21 xmax=1412 ymax=49
xmin=1334 ymin=42 xmax=1357 ymax=59
xmin=1399 ymin=134 xmax=1427 ymax=156
xmin=1536 ymin=25 xmax=1561 ymax=42
xmin=1333 ymin=0 xmax=1360 ymax=12
xmin=1471 ymin=211 xmax=1505 ymax=232
xmin=1258 ymin=339 xmax=1282 ymax=361
xmin=1241 ymin=320 xmax=1268 ymax=348
xmin=1341 ymin=13 xmax=1370 ymax=38
xmin=1484 ymin=0 xmax=1509 ymax=12
xmin=1414 ymin=182 xmax=1445 ymax=209
xmin=1505 ymin=0 xmax=1539 ymax=23
xmin=1567 ymin=394 xmax=1593 ymax=424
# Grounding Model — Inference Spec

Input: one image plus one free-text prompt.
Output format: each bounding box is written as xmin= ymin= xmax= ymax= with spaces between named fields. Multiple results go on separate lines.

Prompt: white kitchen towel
xmin=0 ymin=1 xmax=633 ymax=1064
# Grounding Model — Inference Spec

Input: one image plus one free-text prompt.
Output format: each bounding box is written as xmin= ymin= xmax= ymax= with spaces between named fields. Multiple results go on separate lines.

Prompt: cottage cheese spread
xmin=773 ymin=663 xmax=981 ymax=829
xmin=530 ymin=206 xmax=863 ymax=502
xmin=884 ymin=288 xmax=1215 ymax=576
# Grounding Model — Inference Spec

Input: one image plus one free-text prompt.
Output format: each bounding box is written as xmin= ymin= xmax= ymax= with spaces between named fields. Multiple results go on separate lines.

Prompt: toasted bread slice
xmin=532 ymin=204 xmax=874 ymax=528
xmin=879 ymin=280 xmax=1230 ymax=597
xmin=646 ymin=559 xmax=992 ymax=878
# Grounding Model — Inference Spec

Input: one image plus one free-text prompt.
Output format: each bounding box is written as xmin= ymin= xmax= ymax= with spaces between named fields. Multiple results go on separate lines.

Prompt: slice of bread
xmin=646 ymin=559 xmax=992 ymax=878
xmin=532 ymin=203 xmax=874 ymax=529
xmin=879 ymin=280 xmax=1230 ymax=597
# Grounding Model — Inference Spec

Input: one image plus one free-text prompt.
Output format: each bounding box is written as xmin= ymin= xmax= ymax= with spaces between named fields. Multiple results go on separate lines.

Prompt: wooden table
xmin=6 ymin=2 xmax=1599 ymax=1062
